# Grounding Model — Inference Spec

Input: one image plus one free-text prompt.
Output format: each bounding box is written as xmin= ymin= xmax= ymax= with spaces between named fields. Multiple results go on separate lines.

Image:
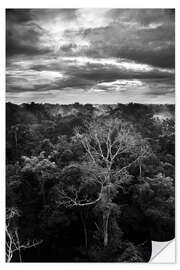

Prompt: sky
xmin=6 ymin=9 xmax=175 ymax=104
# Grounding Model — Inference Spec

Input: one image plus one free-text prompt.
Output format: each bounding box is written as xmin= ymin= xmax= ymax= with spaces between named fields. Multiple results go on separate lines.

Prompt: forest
xmin=6 ymin=102 xmax=175 ymax=262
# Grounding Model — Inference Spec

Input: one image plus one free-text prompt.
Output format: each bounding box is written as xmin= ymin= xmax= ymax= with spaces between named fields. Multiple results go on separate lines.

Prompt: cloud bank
xmin=6 ymin=9 xmax=175 ymax=104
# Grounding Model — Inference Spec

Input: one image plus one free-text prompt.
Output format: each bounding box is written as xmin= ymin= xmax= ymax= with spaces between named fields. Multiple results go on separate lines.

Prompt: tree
xmin=56 ymin=119 xmax=151 ymax=247
xmin=21 ymin=153 xmax=57 ymax=204
xmin=6 ymin=207 xmax=42 ymax=262
xmin=128 ymin=174 xmax=175 ymax=241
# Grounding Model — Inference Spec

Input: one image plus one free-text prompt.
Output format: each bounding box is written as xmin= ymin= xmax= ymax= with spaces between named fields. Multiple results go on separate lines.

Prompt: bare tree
xmin=57 ymin=119 xmax=151 ymax=247
xmin=6 ymin=207 xmax=43 ymax=262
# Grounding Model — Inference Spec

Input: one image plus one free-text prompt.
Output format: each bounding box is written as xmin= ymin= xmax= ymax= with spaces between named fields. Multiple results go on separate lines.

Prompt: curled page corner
xmin=150 ymin=240 xmax=175 ymax=263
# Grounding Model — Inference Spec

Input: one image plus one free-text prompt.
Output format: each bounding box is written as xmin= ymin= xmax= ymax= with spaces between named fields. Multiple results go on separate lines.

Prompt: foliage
xmin=6 ymin=102 xmax=175 ymax=262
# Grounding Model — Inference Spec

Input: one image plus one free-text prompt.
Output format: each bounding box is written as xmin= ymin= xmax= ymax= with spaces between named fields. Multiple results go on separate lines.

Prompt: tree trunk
xmin=139 ymin=160 xmax=142 ymax=177
xmin=103 ymin=169 xmax=111 ymax=247
xmin=103 ymin=208 xmax=110 ymax=247
xmin=14 ymin=131 xmax=18 ymax=150
xmin=80 ymin=210 xmax=88 ymax=249
xmin=15 ymin=229 xmax=22 ymax=262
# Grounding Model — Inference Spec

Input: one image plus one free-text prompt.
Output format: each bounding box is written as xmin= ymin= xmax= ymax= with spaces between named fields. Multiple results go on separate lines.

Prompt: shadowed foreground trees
xmin=6 ymin=208 xmax=42 ymax=262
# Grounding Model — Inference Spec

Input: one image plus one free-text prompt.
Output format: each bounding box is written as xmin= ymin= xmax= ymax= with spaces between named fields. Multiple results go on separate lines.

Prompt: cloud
xmin=73 ymin=22 xmax=175 ymax=68
xmin=6 ymin=9 xmax=33 ymax=23
xmin=33 ymin=9 xmax=78 ymax=23
xmin=60 ymin=43 xmax=78 ymax=53
xmin=6 ymin=9 xmax=175 ymax=104
xmin=65 ymin=61 xmax=173 ymax=82
xmin=6 ymin=54 xmax=174 ymax=98
xmin=106 ymin=9 xmax=175 ymax=26
xmin=6 ymin=9 xmax=52 ymax=57
xmin=59 ymin=9 xmax=175 ymax=68
xmin=88 ymin=78 xmax=174 ymax=99
xmin=6 ymin=9 xmax=175 ymax=67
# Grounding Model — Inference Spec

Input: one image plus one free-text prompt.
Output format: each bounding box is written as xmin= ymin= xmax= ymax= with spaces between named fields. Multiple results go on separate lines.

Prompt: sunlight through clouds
xmin=6 ymin=9 xmax=175 ymax=104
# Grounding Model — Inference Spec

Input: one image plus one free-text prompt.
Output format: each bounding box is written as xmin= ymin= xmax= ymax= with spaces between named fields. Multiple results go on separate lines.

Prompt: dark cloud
xmin=52 ymin=77 xmax=94 ymax=91
xmin=6 ymin=83 xmax=50 ymax=93
xmin=6 ymin=32 xmax=51 ymax=57
xmin=110 ymin=44 xmax=175 ymax=69
xmin=6 ymin=9 xmax=175 ymax=104
xmin=73 ymin=22 xmax=175 ymax=68
xmin=30 ymin=60 xmax=174 ymax=82
xmin=6 ymin=76 xmax=94 ymax=93
xmin=6 ymin=9 xmax=52 ymax=57
xmin=60 ymin=43 xmax=77 ymax=53
xmin=68 ymin=65 xmax=173 ymax=82
xmin=6 ymin=9 xmax=33 ymax=23
xmin=82 ymin=44 xmax=175 ymax=69
xmin=6 ymin=8 xmax=175 ymax=66
xmin=6 ymin=58 xmax=174 ymax=95
xmin=106 ymin=8 xmax=175 ymax=26
xmin=32 ymin=9 xmax=78 ymax=22
xmin=60 ymin=9 xmax=175 ymax=69
xmin=142 ymin=78 xmax=174 ymax=96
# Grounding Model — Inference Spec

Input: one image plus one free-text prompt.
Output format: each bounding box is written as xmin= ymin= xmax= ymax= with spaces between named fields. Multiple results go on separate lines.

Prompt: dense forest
xmin=6 ymin=102 xmax=175 ymax=262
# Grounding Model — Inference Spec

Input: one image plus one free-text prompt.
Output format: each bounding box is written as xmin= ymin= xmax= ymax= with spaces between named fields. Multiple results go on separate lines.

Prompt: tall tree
xmin=57 ymin=119 xmax=151 ymax=247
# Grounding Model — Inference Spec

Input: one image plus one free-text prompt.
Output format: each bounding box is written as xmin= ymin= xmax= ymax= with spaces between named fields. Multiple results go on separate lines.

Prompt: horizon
xmin=6 ymin=101 xmax=175 ymax=106
xmin=6 ymin=9 xmax=175 ymax=104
